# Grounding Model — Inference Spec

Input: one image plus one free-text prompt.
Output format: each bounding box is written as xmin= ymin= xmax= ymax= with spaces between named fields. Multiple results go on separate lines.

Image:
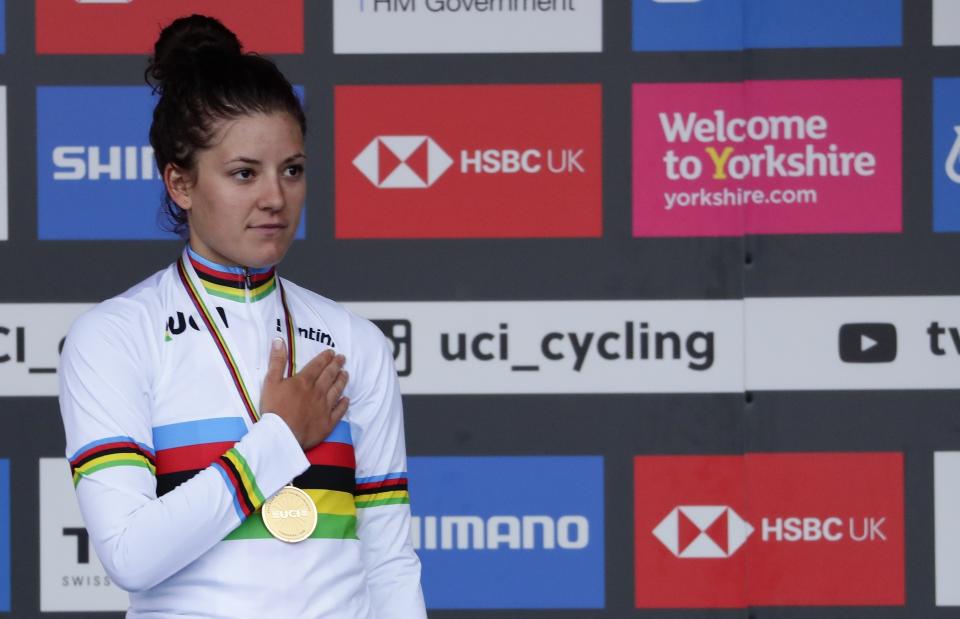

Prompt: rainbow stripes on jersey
xmin=187 ymin=247 xmax=276 ymax=303
xmin=153 ymin=417 xmax=361 ymax=540
xmin=355 ymin=472 xmax=410 ymax=508
xmin=212 ymin=448 xmax=265 ymax=519
xmin=69 ymin=436 xmax=156 ymax=486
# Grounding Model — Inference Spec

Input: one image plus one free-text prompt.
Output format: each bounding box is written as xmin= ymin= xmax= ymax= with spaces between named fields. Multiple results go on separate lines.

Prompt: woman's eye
xmin=284 ymin=164 xmax=304 ymax=178
xmin=232 ymin=169 xmax=254 ymax=180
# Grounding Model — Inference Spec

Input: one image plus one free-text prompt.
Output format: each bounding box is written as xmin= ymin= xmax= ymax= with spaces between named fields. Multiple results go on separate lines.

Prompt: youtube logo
xmin=838 ymin=323 xmax=897 ymax=363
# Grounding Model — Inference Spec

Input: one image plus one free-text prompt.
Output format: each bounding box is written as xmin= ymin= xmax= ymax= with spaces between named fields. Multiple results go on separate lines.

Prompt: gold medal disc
xmin=261 ymin=485 xmax=318 ymax=543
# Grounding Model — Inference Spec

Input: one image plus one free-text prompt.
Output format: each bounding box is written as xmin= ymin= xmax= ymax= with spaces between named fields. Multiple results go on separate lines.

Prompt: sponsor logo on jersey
xmin=37 ymin=86 xmax=306 ymax=240
xmin=335 ymin=84 xmax=601 ymax=239
xmin=634 ymin=453 xmax=904 ymax=608
xmin=409 ymin=456 xmax=603 ymax=608
xmin=40 ymin=458 xmax=127 ymax=611
xmin=935 ymin=452 xmax=960 ymax=605
xmin=633 ymin=79 xmax=902 ymax=237
xmin=36 ymin=0 xmax=303 ymax=54
xmin=931 ymin=78 xmax=960 ymax=231
xmin=632 ymin=0 xmax=901 ymax=51
xmin=333 ymin=0 xmax=600 ymax=53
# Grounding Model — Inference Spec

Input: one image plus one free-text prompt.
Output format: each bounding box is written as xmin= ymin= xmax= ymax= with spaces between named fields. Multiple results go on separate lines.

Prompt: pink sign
xmin=633 ymin=79 xmax=902 ymax=237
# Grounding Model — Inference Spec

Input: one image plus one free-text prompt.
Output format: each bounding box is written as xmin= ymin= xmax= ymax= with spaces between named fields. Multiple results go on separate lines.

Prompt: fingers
xmin=330 ymin=396 xmax=349 ymax=425
xmin=264 ymin=338 xmax=288 ymax=385
xmin=298 ymin=349 xmax=336 ymax=382
xmin=325 ymin=370 xmax=348 ymax=409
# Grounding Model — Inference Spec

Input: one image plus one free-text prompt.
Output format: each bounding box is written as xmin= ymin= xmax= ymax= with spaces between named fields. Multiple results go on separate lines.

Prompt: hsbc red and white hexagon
xmin=634 ymin=453 xmax=904 ymax=608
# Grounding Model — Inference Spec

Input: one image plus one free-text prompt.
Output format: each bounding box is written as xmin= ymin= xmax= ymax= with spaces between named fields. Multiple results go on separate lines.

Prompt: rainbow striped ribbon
xmin=177 ymin=255 xmax=296 ymax=424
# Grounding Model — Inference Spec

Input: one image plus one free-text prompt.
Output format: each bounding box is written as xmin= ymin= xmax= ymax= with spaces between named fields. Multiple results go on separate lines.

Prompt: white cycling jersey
xmin=58 ymin=246 xmax=426 ymax=619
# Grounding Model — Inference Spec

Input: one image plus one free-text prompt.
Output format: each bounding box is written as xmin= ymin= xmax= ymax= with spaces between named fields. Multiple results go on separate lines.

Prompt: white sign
xmin=0 ymin=304 xmax=91 ymax=396
xmin=934 ymin=0 xmax=960 ymax=46
xmin=349 ymin=300 xmax=743 ymax=394
xmin=746 ymin=296 xmax=960 ymax=390
xmin=39 ymin=458 xmax=128 ymax=611
xmin=333 ymin=0 xmax=602 ymax=54
xmin=936 ymin=452 xmax=960 ymax=606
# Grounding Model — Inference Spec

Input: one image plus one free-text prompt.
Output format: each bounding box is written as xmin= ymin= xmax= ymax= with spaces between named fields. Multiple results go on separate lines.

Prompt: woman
xmin=58 ymin=14 xmax=426 ymax=618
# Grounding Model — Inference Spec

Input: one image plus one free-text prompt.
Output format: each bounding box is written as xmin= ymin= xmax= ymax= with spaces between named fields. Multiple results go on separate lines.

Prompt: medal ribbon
xmin=176 ymin=255 xmax=296 ymax=424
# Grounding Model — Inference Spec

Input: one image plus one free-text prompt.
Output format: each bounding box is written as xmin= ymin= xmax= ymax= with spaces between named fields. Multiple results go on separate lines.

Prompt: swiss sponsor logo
xmin=335 ymin=85 xmax=602 ymax=239
xmin=633 ymin=79 xmax=902 ymax=237
xmin=634 ymin=453 xmax=904 ymax=608
xmin=40 ymin=458 xmax=127 ymax=611
xmin=0 ymin=86 xmax=6 ymax=241
xmin=36 ymin=0 xmax=303 ymax=54
xmin=349 ymin=300 xmax=742 ymax=394
xmin=333 ymin=0 xmax=601 ymax=54
xmin=37 ymin=87 xmax=305 ymax=240
xmin=935 ymin=452 xmax=960 ymax=605
xmin=932 ymin=78 xmax=960 ymax=231
xmin=632 ymin=0 xmax=901 ymax=51
xmin=409 ymin=456 xmax=603 ymax=608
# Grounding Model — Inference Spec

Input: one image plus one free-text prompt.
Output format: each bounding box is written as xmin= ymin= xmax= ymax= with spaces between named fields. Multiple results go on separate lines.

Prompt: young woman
xmin=58 ymin=15 xmax=426 ymax=618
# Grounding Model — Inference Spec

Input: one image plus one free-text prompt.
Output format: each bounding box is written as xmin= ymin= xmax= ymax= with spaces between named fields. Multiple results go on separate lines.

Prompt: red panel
xmin=335 ymin=84 xmax=602 ymax=239
xmin=36 ymin=0 xmax=303 ymax=54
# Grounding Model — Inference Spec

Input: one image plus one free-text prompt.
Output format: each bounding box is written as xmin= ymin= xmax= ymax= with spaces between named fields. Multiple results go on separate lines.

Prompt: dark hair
xmin=145 ymin=15 xmax=306 ymax=235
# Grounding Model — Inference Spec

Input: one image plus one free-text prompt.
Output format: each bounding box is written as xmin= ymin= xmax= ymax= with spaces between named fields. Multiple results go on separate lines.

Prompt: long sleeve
xmin=59 ymin=304 xmax=309 ymax=593
xmin=349 ymin=318 xmax=427 ymax=618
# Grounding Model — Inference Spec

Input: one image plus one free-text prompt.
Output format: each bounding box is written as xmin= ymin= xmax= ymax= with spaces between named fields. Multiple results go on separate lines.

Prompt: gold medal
xmin=261 ymin=485 xmax=318 ymax=543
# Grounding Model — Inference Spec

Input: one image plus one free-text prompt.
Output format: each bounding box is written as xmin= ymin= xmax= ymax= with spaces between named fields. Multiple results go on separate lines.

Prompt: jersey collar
xmin=185 ymin=245 xmax=277 ymax=303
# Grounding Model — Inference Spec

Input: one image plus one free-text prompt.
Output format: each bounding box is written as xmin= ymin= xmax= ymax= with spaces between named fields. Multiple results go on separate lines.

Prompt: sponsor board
xmin=2 ymin=300 xmax=738 ymax=396
xmin=0 ymin=87 xmax=6 ymax=241
xmin=936 ymin=452 xmax=960 ymax=606
xmin=745 ymin=296 xmax=960 ymax=390
xmin=335 ymin=85 xmax=602 ymax=239
xmin=633 ymin=79 xmax=902 ymax=237
xmin=0 ymin=304 xmax=91 ymax=397
xmin=350 ymin=300 xmax=743 ymax=393
xmin=632 ymin=0 xmax=901 ymax=51
xmin=934 ymin=0 xmax=960 ymax=46
xmin=36 ymin=0 xmax=303 ymax=54
xmin=410 ymin=456 xmax=603 ymax=608
xmin=40 ymin=458 xmax=128 ymax=611
xmin=932 ymin=78 xmax=960 ymax=231
xmin=333 ymin=0 xmax=601 ymax=54
xmin=37 ymin=86 xmax=306 ymax=240
xmin=634 ymin=453 xmax=904 ymax=608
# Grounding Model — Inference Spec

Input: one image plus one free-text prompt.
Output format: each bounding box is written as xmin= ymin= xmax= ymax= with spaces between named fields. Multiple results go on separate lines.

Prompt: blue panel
xmin=0 ymin=0 xmax=6 ymax=55
xmin=0 ymin=460 xmax=9 ymax=612
xmin=633 ymin=0 xmax=901 ymax=51
xmin=409 ymin=456 xmax=604 ymax=609
xmin=933 ymin=79 xmax=960 ymax=232
xmin=38 ymin=86 xmax=308 ymax=240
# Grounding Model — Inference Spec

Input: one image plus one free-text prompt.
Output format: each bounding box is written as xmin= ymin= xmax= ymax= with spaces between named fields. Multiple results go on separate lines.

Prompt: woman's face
xmin=169 ymin=112 xmax=306 ymax=268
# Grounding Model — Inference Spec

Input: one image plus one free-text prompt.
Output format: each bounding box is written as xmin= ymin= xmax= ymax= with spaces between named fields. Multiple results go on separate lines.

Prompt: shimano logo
xmin=52 ymin=145 xmax=156 ymax=181
xmin=410 ymin=514 xmax=589 ymax=550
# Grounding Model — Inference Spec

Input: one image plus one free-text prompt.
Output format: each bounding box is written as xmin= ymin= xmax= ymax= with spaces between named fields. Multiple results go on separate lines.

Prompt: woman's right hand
xmin=260 ymin=339 xmax=348 ymax=450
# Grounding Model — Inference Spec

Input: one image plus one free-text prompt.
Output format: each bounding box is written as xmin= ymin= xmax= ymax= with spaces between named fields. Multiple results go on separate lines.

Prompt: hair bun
xmin=147 ymin=14 xmax=242 ymax=88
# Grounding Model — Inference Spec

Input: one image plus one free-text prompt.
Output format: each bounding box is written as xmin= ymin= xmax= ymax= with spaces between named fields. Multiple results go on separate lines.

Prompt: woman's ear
xmin=164 ymin=163 xmax=193 ymax=212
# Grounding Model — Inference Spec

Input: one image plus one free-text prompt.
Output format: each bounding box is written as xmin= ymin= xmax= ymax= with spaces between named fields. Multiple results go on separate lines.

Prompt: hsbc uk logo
xmin=653 ymin=505 xmax=752 ymax=558
xmin=353 ymin=135 xmax=585 ymax=189
xmin=354 ymin=136 xmax=453 ymax=188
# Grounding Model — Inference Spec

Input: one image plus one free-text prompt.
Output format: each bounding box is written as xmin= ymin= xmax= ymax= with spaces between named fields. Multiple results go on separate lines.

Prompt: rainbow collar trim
xmin=187 ymin=247 xmax=276 ymax=303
